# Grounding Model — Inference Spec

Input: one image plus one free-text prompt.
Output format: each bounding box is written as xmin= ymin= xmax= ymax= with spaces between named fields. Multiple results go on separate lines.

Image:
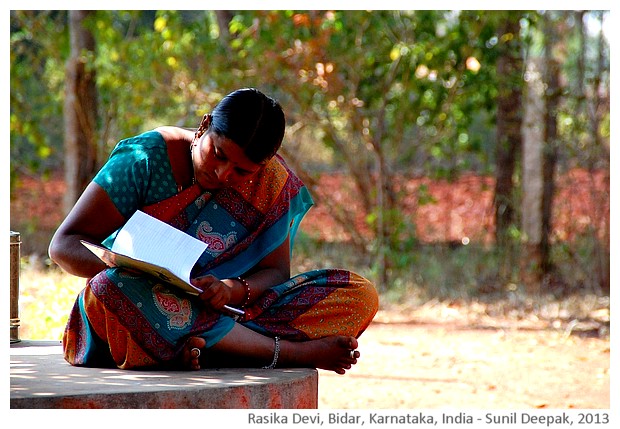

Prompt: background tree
xmin=10 ymin=10 xmax=610 ymax=296
xmin=10 ymin=11 xmax=67 ymax=181
xmin=521 ymin=55 xmax=545 ymax=292
xmin=541 ymin=11 xmax=562 ymax=278
xmin=566 ymin=10 xmax=610 ymax=293
xmin=493 ymin=12 xmax=523 ymax=253
xmin=63 ymin=10 xmax=98 ymax=214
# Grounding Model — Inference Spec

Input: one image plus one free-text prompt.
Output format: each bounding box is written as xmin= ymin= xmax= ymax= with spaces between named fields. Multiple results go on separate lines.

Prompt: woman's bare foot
xmin=280 ymin=336 xmax=360 ymax=375
xmin=180 ymin=336 xmax=206 ymax=370
xmin=188 ymin=323 xmax=361 ymax=375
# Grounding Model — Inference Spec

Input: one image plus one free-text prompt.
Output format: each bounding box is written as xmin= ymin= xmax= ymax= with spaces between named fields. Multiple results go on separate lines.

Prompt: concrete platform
xmin=10 ymin=340 xmax=318 ymax=409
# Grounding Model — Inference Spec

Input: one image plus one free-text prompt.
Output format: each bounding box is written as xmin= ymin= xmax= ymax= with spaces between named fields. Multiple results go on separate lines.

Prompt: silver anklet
xmin=262 ymin=336 xmax=280 ymax=369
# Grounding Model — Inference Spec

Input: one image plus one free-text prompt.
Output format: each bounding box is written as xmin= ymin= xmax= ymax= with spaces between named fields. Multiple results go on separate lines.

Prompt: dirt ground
xmin=317 ymin=308 xmax=610 ymax=409
xmin=11 ymin=170 xmax=610 ymax=411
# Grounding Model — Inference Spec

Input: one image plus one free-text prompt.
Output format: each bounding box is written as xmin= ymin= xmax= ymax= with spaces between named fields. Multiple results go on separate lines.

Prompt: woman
xmin=49 ymin=88 xmax=379 ymax=374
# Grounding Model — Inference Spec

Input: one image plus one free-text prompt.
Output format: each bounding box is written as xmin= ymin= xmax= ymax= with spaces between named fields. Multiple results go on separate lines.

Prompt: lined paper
xmin=111 ymin=210 xmax=207 ymax=284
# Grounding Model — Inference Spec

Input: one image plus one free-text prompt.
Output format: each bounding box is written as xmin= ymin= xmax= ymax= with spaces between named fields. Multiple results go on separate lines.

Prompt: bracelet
xmin=236 ymin=276 xmax=251 ymax=308
xmin=262 ymin=336 xmax=280 ymax=369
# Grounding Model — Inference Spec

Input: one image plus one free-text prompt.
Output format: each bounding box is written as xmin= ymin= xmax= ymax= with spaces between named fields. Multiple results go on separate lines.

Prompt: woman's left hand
xmin=191 ymin=275 xmax=235 ymax=311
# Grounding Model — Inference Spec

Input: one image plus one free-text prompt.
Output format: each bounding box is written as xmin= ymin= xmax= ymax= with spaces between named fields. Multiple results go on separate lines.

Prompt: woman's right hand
xmin=192 ymin=275 xmax=237 ymax=311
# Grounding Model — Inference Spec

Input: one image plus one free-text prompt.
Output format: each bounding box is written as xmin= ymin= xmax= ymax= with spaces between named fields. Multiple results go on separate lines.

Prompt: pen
xmin=223 ymin=305 xmax=245 ymax=316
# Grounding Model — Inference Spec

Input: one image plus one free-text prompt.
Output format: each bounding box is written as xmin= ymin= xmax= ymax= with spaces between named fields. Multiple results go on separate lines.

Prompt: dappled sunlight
xmin=10 ymin=341 xmax=317 ymax=405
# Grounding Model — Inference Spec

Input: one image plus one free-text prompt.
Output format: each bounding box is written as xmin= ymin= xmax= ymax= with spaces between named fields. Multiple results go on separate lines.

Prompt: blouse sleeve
xmin=92 ymin=131 xmax=177 ymax=218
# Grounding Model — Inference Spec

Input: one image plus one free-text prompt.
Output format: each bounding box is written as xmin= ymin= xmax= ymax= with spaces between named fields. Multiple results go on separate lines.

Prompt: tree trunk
xmin=494 ymin=16 xmax=522 ymax=248
xmin=541 ymin=14 xmax=561 ymax=275
xmin=214 ymin=10 xmax=234 ymax=53
xmin=588 ymin=11 xmax=610 ymax=293
xmin=63 ymin=10 xmax=98 ymax=214
xmin=521 ymin=57 xmax=545 ymax=293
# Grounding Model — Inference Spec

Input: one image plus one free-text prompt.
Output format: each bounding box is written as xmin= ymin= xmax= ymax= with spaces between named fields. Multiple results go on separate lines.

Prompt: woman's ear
xmin=195 ymin=114 xmax=212 ymax=139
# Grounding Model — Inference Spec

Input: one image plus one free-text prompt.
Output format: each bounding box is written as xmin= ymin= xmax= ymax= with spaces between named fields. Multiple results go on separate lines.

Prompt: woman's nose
xmin=217 ymin=164 xmax=235 ymax=183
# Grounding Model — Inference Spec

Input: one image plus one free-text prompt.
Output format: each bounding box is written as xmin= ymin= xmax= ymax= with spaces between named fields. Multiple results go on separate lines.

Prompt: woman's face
xmin=192 ymin=131 xmax=263 ymax=190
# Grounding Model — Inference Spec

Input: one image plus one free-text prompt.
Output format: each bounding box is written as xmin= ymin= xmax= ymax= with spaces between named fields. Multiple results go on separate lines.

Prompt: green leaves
xmin=10 ymin=11 xmax=610 ymax=289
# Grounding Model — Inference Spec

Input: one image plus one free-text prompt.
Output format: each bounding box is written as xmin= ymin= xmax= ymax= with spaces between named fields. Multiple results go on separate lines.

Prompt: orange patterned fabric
xmin=239 ymin=269 xmax=379 ymax=342
xmin=230 ymin=156 xmax=290 ymax=214
xmin=63 ymin=284 xmax=160 ymax=369
xmin=288 ymin=273 xmax=378 ymax=339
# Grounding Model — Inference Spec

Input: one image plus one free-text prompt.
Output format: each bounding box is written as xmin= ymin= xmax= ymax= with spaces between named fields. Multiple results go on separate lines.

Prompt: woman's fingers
xmin=196 ymin=278 xmax=232 ymax=310
xmin=191 ymin=274 xmax=217 ymax=291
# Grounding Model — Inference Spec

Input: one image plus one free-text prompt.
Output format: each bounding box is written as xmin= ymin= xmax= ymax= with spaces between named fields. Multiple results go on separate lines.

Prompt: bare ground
xmin=11 ymin=170 xmax=611 ymax=410
xmin=317 ymin=307 xmax=610 ymax=409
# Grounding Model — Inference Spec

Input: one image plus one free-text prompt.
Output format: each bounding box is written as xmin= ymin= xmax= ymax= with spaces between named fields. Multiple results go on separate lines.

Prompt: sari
xmin=63 ymin=131 xmax=379 ymax=369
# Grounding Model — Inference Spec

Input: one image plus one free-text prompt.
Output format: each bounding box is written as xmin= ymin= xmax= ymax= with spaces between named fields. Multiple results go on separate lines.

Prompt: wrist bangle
xmin=236 ymin=276 xmax=251 ymax=308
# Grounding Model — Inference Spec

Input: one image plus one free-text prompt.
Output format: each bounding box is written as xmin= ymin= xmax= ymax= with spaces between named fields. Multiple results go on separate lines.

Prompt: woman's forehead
xmin=207 ymin=133 xmax=263 ymax=172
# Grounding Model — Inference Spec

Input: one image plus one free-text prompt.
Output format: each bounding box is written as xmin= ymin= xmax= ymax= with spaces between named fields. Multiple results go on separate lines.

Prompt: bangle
xmin=236 ymin=276 xmax=251 ymax=308
xmin=262 ymin=336 xmax=280 ymax=369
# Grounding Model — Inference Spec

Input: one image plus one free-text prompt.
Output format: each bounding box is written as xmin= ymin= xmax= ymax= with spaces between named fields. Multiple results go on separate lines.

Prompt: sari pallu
xmin=63 ymin=156 xmax=379 ymax=370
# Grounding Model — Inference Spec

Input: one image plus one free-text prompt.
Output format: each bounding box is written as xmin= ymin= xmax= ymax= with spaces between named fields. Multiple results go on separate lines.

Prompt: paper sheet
xmin=111 ymin=210 xmax=208 ymax=284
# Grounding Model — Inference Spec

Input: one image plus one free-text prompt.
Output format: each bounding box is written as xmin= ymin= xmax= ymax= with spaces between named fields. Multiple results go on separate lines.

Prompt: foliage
xmin=10 ymin=11 xmax=68 ymax=181
xmin=10 ymin=10 xmax=610 ymax=292
xmin=10 ymin=10 xmax=610 ymax=174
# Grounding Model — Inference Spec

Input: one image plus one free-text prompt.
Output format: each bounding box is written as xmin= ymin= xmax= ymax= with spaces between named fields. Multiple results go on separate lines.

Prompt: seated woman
xmin=49 ymin=88 xmax=379 ymax=374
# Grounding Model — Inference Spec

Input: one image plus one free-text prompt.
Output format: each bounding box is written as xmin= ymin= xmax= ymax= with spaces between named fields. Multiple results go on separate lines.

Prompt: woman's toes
xmin=190 ymin=347 xmax=201 ymax=359
xmin=348 ymin=337 xmax=359 ymax=350
xmin=182 ymin=337 xmax=206 ymax=370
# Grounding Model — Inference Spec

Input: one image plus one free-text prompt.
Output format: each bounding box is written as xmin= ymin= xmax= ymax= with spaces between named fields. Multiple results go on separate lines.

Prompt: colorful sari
xmin=63 ymin=131 xmax=379 ymax=369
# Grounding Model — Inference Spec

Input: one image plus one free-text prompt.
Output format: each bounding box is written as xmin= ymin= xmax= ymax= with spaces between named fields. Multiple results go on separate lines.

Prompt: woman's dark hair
xmin=209 ymin=88 xmax=285 ymax=164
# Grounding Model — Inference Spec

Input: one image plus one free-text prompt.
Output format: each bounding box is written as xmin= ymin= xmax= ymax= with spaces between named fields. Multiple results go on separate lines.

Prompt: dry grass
xmin=17 ymin=261 xmax=86 ymax=341
xmin=16 ymin=258 xmax=610 ymax=342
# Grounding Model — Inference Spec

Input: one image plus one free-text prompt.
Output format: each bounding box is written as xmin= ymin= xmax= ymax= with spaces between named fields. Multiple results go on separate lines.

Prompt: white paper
xmin=111 ymin=210 xmax=208 ymax=284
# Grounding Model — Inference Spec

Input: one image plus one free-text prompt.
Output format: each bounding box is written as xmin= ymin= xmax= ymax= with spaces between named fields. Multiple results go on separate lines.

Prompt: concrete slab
xmin=10 ymin=340 xmax=318 ymax=409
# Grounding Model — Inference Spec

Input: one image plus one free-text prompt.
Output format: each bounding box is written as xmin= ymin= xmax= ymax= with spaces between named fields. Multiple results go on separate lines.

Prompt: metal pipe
xmin=10 ymin=231 xmax=21 ymax=343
